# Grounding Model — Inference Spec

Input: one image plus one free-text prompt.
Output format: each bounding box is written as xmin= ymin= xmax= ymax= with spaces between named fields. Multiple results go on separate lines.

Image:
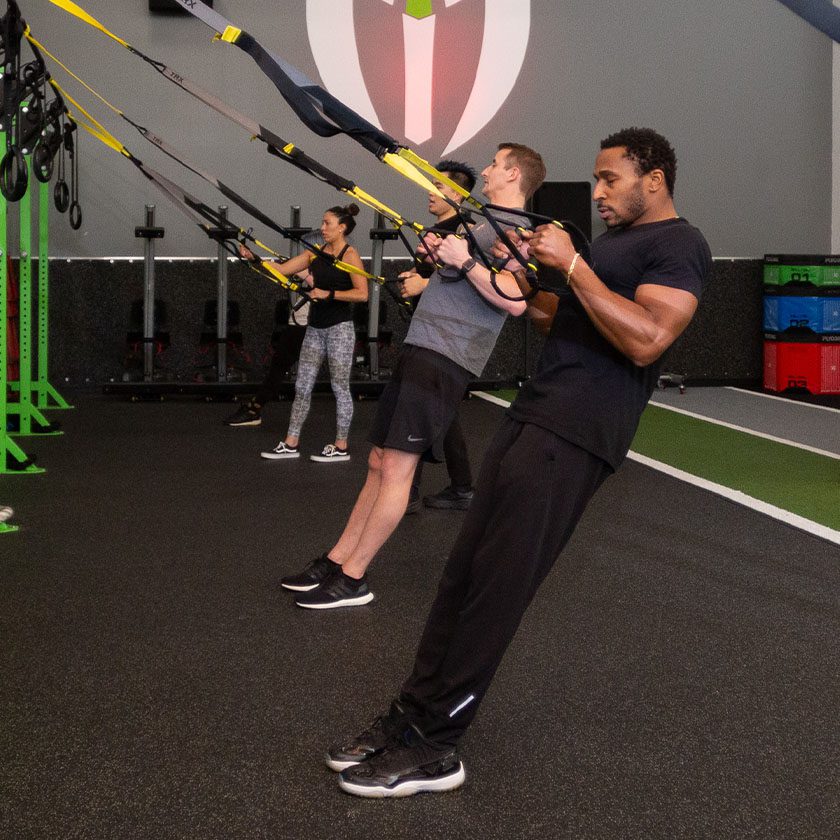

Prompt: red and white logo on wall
xmin=306 ymin=0 xmax=531 ymax=154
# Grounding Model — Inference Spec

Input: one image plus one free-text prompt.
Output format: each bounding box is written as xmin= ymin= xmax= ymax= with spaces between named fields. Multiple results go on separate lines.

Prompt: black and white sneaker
xmin=223 ymin=404 xmax=262 ymax=427
xmin=295 ymin=571 xmax=374 ymax=609
xmin=280 ymin=554 xmax=341 ymax=592
xmin=261 ymin=441 xmax=300 ymax=460
xmin=338 ymin=726 xmax=465 ymax=798
xmin=325 ymin=700 xmax=408 ymax=771
xmin=310 ymin=444 xmax=350 ymax=462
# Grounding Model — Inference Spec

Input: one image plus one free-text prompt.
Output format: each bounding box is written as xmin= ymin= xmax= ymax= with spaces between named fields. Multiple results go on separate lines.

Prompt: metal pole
xmin=36 ymin=177 xmax=71 ymax=409
xmin=290 ymin=205 xmax=301 ymax=256
xmin=216 ymin=205 xmax=228 ymax=382
xmin=367 ymin=212 xmax=385 ymax=378
xmin=17 ymin=172 xmax=32 ymax=434
xmin=142 ymin=205 xmax=156 ymax=382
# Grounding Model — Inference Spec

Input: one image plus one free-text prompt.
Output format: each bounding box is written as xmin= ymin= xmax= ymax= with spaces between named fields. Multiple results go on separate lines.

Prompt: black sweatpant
xmin=411 ymin=411 xmax=473 ymax=491
xmin=253 ymin=325 xmax=306 ymax=406
xmin=400 ymin=415 xmax=612 ymax=746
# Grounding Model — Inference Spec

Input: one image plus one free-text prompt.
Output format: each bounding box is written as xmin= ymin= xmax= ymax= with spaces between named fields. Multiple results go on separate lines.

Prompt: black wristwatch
xmin=460 ymin=257 xmax=477 ymax=274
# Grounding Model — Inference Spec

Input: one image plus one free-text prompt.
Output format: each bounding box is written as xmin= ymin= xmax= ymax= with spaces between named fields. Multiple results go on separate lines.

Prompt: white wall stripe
xmin=647 ymin=400 xmax=840 ymax=460
xmin=473 ymin=391 xmax=840 ymax=545
xmin=724 ymin=386 xmax=840 ymax=414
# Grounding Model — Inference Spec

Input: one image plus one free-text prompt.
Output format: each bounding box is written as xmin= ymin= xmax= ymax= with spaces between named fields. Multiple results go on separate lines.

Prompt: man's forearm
xmin=464 ymin=264 xmax=527 ymax=316
xmin=512 ymin=270 xmax=557 ymax=334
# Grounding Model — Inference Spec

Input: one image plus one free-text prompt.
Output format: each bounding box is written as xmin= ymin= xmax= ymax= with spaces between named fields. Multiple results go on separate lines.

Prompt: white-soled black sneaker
xmin=310 ymin=444 xmax=350 ymax=463
xmin=281 ymin=554 xmax=341 ymax=592
xmin=338 ymin=726 xmax=465 ymax=798
xmin=261 ymin=441 xmax=300 ymax=460
xmin=295 ymin=571 xmax=374 ymax=609
xmin=325 ymin=701 xmax=408 ymax=771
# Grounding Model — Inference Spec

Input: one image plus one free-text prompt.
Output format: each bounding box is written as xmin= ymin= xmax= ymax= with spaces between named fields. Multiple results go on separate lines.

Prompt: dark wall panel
xmin=37 ymin=258 xmax=762 ymax=387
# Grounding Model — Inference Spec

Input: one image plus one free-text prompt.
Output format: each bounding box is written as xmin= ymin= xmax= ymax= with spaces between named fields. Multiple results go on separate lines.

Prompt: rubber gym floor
xmin=1 ymin=388 xmax=838 ymax=840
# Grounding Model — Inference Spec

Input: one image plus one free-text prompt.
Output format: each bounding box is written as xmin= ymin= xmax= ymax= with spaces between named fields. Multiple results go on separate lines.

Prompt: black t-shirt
xmin=307 ymin=244 xmax=355 ymax=329
xmin=507 ymin=218 xmax=711 ymax=471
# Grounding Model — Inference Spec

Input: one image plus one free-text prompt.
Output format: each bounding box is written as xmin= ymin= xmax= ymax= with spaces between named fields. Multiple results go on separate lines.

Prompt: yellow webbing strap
xmin=51 ymin=81 xmax=128 ymax=157
xmin=47 ymin=0 xmax=131 ymax=49
xmin=383 ymin=152 xmax=445 ymax=198
xmin=28 ymin=31 xmax=125 ymax=122
xmin=395 ymin=147 xmax=485 ymax=211
xmin=257 ymin=260 xmax=299 ymax=290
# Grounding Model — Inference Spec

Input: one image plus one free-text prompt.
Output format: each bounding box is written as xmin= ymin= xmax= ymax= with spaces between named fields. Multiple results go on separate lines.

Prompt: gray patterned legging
xmin=287 ymin=320 xmax=355 ymax=440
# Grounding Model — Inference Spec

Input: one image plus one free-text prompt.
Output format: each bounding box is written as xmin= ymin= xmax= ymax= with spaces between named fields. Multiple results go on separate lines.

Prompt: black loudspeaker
xmin=149 ymin=0 xmax=213 ymax=13
xmin=530 ymin=181 xmax=592 ymax=241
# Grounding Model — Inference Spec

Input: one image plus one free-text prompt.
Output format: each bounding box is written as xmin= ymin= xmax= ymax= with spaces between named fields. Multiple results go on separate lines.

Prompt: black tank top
xmin=308 ymin=244 xmax=355 ymax=329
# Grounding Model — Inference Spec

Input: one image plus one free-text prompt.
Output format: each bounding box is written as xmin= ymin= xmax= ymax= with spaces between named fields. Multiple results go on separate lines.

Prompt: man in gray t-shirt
xmin=282 ymin=144 xmax=547 ymax=609
xmin=406 ymin=206 xmax=529 ymax=377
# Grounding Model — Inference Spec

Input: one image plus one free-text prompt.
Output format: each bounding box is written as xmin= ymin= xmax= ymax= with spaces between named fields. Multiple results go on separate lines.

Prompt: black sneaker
xmin=295 ymin=570 xmax=374 ymax=609
xmin=280 ymin=554 xmax=341 ymax=592
xmin=325 ymin=700 xmax=408 ymax=771
xmin=223 ymin=403 xmax=262 ymax=427
xmin=310 ymin=444 xmax=350 ymax=463
xmin=423 ymin=485 xmax=474 ymax=510
xmin=338 ymin=726 xmax=465 ymax=798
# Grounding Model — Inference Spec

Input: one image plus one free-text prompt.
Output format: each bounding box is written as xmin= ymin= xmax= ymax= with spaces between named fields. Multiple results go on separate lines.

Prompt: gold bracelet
xmin=565 ymin=252 xmax=580 ymax=282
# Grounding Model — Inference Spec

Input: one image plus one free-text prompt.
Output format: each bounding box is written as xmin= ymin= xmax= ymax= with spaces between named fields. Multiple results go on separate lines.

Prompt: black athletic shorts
xmin=368 ymin=344 xmax=472 ymax=462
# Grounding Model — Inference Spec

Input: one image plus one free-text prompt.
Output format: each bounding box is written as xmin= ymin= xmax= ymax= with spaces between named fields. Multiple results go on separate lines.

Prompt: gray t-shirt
xmin=405 ymin=209 xmax=524 ymax=376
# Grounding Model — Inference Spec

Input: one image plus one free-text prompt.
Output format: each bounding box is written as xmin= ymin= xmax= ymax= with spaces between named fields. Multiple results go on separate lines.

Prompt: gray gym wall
xmin=22 ymin=0 xmax=835 ymax=258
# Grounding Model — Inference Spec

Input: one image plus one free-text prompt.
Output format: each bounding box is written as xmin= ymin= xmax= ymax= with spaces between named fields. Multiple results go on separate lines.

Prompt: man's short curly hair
xmin=600 ymin=127 xmax=677 ymax=196
xmin=436 ymin=160 xmax=477 ymax=193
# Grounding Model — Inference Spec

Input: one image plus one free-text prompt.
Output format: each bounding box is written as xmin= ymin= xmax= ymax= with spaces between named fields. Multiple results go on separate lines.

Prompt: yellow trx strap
xmin=47 ymin=0 xmax=130 ymax=49
xmin=51 ymin=81 xmax=129 ymax=157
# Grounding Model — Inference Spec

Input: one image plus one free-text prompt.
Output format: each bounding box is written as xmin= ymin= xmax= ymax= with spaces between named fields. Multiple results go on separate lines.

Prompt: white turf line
xmin=472 ymin=392 xmax=840 ymax=546
xmin=725 ymin=386 xmax=840 ymax=414
xmin=647 ymin=400 xmax=840 ymax=460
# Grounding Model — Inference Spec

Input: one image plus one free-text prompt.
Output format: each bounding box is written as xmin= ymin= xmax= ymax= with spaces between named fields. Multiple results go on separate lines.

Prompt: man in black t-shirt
xmin=326 ymin=128 xmax=711 ymax=798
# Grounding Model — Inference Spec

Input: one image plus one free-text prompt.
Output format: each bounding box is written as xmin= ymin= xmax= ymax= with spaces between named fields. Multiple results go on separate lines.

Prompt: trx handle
xmin=0 ymin=145 xmax=27 ymax=200
xmin=53 ymin=177 xmax=69 ymax=212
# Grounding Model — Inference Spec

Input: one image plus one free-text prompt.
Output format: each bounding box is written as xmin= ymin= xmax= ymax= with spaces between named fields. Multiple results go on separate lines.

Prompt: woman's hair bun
xmin=347 ymin=203 xmax=360 ymax=217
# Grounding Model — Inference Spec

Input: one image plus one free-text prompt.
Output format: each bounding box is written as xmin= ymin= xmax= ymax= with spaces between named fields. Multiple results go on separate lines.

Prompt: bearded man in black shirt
xmin=327 ymin=127 xmax=712 ymax=798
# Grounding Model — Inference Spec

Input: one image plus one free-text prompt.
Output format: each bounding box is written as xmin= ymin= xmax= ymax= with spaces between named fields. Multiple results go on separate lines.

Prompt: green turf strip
xmin=632 ymin=405 xmax=840 ymax=531
xmin=479 ymin=391 xmax=840 ymax=531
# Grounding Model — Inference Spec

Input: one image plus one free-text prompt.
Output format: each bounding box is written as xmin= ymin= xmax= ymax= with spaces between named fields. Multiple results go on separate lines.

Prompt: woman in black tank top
xmin=239 ymin=204 xmax=368 ymax=462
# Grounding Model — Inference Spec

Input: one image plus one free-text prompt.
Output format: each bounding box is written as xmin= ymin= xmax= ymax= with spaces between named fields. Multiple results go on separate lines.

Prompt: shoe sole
xmin=422 ymin=500 xmax=471 ymax=510
xmin=280 ymin=581 xmax=321 ymax=592
xmin=338 ymin=762 xmax=465 ymax=798
xmin=295 ymin=592 xmax=375 ymax=609
xmin=224 ymin=418 xmax=262 ymax=427
xmin=309 ymin=456 xmax=350 ymax=462
xmin=261 ymin=452 xmax=300 ymax=460
xmin=325 ymin=755 xmax=360 ymax=772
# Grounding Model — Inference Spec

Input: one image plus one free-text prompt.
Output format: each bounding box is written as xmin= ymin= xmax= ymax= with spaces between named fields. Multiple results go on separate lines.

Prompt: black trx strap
xmin=0 ymin=0 xmax=28 ymax=201
xmin=53 ymin=118 xmax=70 ymax=212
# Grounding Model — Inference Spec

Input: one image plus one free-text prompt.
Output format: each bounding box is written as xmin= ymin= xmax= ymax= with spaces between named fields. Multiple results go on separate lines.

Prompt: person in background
xmin=400 ymin=160 xmax=478 ymax=515
xmin=239 ymin=204 xmax=368 ymax=462
xmin=222 ymin=288 xmax=310 ymax=428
